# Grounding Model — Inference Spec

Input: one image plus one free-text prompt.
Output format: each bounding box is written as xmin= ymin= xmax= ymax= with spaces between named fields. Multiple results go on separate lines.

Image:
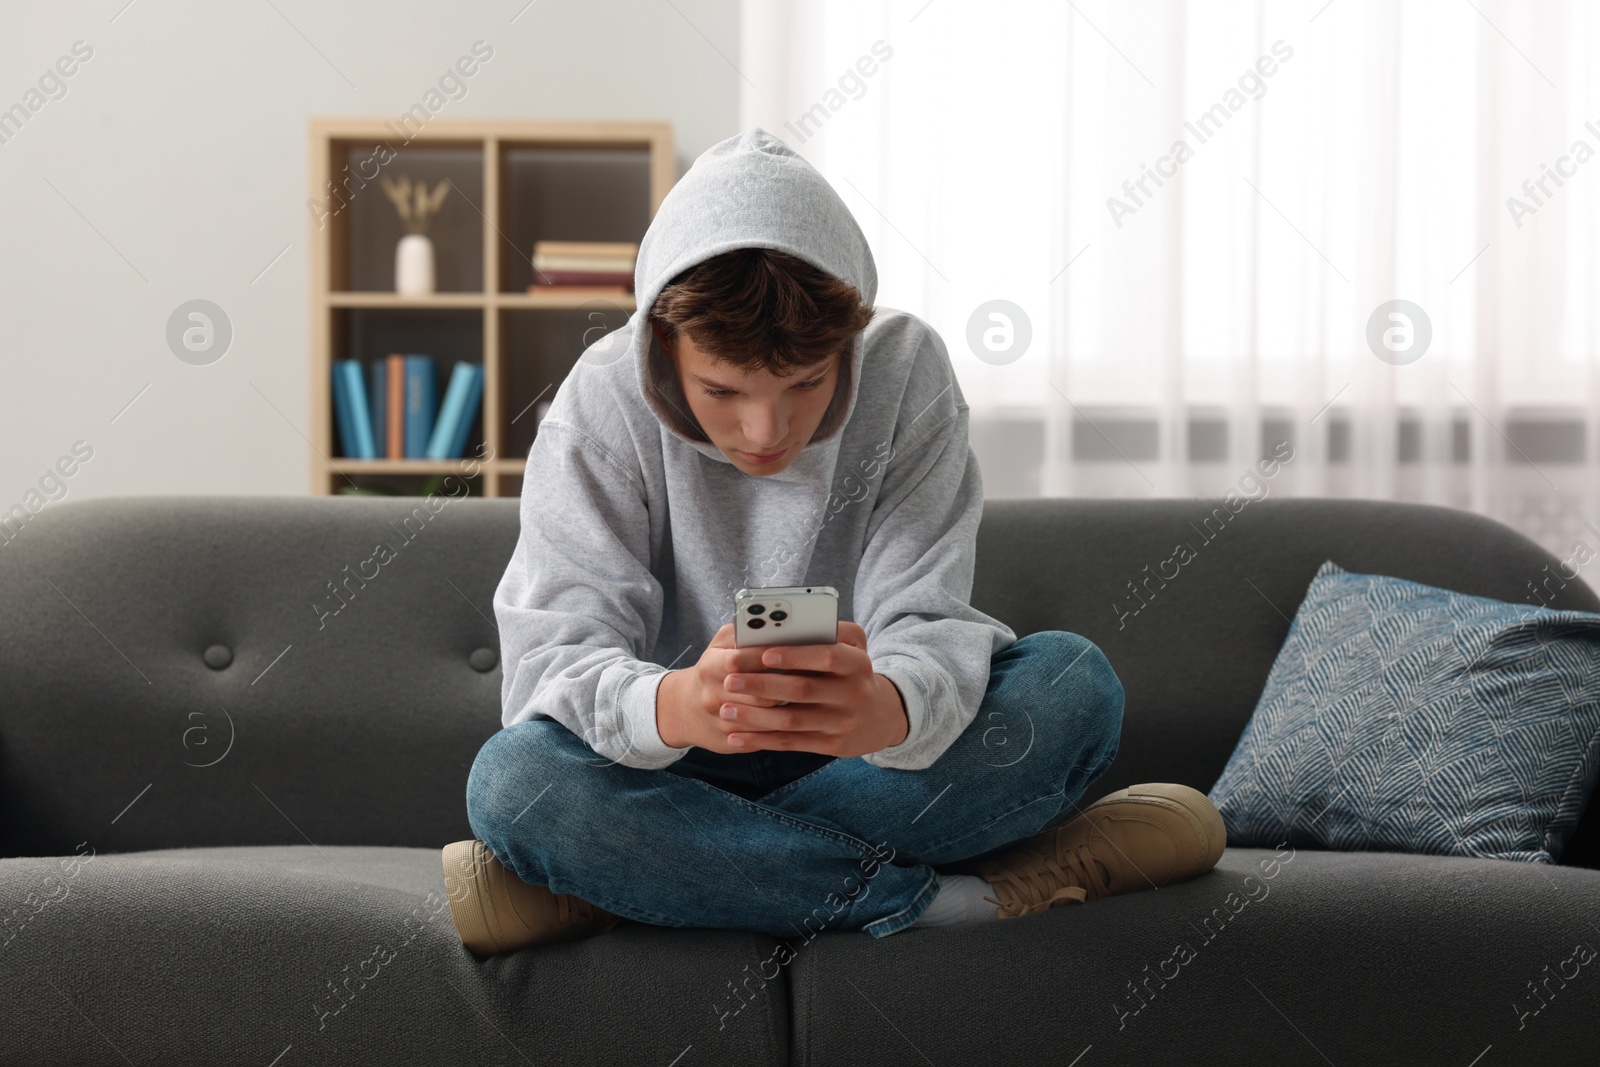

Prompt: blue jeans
xmin=465 ymin=630 xmax=1124 ymax=939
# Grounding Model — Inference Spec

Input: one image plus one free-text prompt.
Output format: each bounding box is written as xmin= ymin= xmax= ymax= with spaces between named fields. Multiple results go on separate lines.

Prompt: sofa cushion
xmin=1208 ymin=561 xmax=1600 ymax=863
xmin=0 ymin=845 xmax=791 ymax=1067
xmin=788 ymin=846 xmax=1600 ymax=1066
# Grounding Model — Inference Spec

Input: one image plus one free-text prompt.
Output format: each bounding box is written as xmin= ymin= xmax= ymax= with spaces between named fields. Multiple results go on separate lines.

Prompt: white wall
xmin=0 ymin=0 xmax=741 ymax=504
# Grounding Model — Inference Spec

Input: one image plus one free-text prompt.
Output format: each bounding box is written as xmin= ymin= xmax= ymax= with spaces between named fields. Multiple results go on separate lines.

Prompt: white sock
xmin=909 ymin=873 xmax=1000 ymax=928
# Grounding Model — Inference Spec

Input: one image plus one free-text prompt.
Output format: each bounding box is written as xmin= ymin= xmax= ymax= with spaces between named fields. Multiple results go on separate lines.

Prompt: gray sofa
xmin=3 ymin=494 xmax=1597 ymax=1066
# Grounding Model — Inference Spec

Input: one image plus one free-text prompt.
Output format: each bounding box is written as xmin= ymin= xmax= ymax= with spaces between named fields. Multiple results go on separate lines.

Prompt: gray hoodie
xmin=493 ymin=128 xmax=1017 ymax=772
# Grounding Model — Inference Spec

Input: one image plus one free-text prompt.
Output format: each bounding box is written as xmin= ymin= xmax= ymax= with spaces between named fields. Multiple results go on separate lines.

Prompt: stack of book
xmin=331 ymin=356 xmax=484 ymax=460
xmin=529 ymin=240 xmax=637 ymax=293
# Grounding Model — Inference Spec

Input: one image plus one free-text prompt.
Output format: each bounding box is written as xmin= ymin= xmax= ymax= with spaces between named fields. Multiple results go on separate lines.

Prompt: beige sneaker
xmin=441 ymin=840 xmax=625 ymax=957
xmin=975 ymin=783 xmax=1226 ymax=919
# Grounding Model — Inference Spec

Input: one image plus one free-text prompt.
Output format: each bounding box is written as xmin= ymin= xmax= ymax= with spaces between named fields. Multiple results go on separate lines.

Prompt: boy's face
xmin=657 ymin=325 xmax=840 ymax=477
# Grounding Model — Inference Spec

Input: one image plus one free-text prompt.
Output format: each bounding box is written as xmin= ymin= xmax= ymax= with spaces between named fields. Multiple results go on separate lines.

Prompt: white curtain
xmin=740 ymin=0 xmax=1600 ymax=559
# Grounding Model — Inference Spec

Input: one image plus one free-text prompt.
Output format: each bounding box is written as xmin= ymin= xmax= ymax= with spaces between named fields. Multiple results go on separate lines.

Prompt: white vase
xmin=395 ymin=234 xmax=435 ymax=295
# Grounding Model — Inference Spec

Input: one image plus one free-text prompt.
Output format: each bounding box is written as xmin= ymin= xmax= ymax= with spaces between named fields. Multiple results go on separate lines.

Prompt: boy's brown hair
xmin=646 ymin=247 xmax=874 ymax=443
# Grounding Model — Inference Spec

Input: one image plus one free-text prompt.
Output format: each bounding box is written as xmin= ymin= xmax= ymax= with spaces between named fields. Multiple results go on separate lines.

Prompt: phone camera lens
xmin=769 ymin=609 xmax=788 ymax=622
xmin=747 ymin=603 xmax=765 ymax=615
xmin=747 ymin=617 xmax=766 ymax=629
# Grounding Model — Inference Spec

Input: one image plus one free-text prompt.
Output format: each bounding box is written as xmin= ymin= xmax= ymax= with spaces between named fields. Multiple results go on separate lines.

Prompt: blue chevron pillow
xmin=1209 ymin=560 xmax=1600 ymax=863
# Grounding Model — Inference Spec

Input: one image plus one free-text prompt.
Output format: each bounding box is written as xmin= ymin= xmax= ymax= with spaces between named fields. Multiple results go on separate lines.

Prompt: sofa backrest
xmin=2 ymin=495 xmax=1595 ymax=868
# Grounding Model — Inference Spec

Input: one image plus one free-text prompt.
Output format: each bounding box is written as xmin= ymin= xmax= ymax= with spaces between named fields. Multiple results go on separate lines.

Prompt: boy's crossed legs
xmin=445 ymin=631 xmax=1225 ymax=955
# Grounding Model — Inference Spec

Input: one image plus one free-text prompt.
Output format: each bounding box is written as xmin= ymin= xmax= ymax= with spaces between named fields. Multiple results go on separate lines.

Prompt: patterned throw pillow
xmin=1209 ymin=561 xmax=1600 ymax=863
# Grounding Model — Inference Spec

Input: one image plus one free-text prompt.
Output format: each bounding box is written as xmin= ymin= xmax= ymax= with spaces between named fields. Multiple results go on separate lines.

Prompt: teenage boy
xmin=443 ymin=129 xmax=1224 ymax=955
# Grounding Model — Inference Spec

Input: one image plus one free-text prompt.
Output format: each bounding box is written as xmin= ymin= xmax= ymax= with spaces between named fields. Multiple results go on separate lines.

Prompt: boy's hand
xmin=656 ymin=622 xmax=909 ymax=758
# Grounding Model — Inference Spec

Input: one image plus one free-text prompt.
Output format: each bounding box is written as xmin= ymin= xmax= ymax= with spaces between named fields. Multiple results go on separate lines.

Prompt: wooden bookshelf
xmin=307 ymin=118 xmax=675 ymax=497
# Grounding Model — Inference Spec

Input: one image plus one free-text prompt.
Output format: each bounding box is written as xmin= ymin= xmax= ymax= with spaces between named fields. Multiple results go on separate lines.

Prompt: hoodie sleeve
xmin=854 ymin=334 xmax=1018 ymax=772
xmin=493 ymin=420 xmax=691 ymax=771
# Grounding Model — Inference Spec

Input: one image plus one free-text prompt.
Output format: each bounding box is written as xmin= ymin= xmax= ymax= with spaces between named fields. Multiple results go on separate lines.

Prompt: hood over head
xmin=628 ymin=128 xmax=878 ymax=467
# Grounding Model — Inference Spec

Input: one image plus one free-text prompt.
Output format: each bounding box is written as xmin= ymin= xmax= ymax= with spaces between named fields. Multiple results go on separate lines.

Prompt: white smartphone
xmin=734 ymin=586 xmax=840 ymax=648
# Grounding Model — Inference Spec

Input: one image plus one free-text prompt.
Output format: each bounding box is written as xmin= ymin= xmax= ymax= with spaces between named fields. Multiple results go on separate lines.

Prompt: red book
xmin=386 ymin=354 xmax=405 ymax=459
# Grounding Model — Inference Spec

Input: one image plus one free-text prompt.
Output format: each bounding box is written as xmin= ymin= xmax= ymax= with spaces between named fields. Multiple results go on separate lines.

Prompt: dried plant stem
xmin=380 ymin=174 xmax=451 ymax=236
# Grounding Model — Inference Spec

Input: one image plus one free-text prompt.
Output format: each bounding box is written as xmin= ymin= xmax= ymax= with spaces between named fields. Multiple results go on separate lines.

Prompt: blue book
xmin=342 ymin=361 xmax=376 ymax=459
xmin=446 ymin=364 xmax=484 ymax=459
xmin=331 ymin=362 xmax=359 ymax=458
xmin=369 ymin=359 xmax=387 ymax=457
xmin=425 ymin=362 xmax=479 ymax=460
xmin=403 ymin=356 xmax=437 ymax=459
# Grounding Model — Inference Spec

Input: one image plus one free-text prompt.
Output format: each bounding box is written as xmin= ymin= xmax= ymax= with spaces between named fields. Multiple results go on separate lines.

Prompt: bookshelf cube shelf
xmin=308 ymin=118 xmax=674 ymax=497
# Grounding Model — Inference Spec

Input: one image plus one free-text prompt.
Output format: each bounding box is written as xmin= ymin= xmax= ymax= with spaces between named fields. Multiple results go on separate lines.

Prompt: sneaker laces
xmin=555 ymin=892 xmax=595 ymax=926
xmin=555 ymin=892 xmax=626 ymax=932
xmin=982 ymin=839 xmax=1114 ymax=918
